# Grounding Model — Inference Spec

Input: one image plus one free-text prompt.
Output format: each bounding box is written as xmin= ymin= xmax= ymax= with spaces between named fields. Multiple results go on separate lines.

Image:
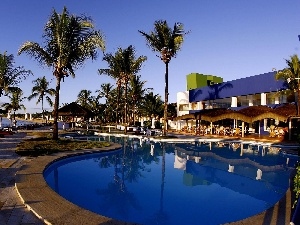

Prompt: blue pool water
xmin=44 ymin=136 xmax=299 ymax=225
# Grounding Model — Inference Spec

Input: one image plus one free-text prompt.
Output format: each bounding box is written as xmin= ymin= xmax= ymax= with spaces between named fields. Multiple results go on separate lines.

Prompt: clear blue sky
xmin=1 ymin=0 xmax=300 ymax=113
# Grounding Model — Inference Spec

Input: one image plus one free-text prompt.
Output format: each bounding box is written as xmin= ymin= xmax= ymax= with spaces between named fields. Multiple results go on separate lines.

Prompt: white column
xmin=197 ymin=101 xmax=203 ymax=110
xmin=241 ymin=121 xmax=245 ymax=137
xmin=261 ymin=93 xmax=267 ymax=105
xmin=289 ymin=119 xmax=292 ymax=140
xmin=231 ymin=97 xmax=237 ymax=107
xmin=264 ymin=119 xmax=268 ymax=130
xmin=29 ymin=113 xmax=32 ymax=120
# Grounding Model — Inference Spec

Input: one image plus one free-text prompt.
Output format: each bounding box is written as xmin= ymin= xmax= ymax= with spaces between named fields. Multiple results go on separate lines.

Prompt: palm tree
xmin=128 ymin=75 xmax=149 ymax=124
xmin=99 ymin=45 xmax=146 ymax=130
xmin=96 ymin=83 xmax=114 ymax=123
xmin=140 ymin=92 xmax=164 ymax=119
xmin=99 ymin=53 xmax=123 ymax=123
xmin=28 ymin=76 xmax=55 ymax=122
xmin=76 ymin=89 xmax=93 ymax=110
xmin=18 ymin=7 xmax=105 ymax=139
xmin=0 ymin=52 xmax=32 ymax=97
xmin=139 ymin=20 xmax=188 ymax=135
xmin=276 ymin=54 xmax=300 ymax=115
xmin=2 ymin=88 xmax=26 ymax=124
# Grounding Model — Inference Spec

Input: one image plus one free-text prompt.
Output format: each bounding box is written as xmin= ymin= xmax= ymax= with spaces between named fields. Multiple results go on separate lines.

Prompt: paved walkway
xmin=0 ymin=132 xmax=44 ymax=225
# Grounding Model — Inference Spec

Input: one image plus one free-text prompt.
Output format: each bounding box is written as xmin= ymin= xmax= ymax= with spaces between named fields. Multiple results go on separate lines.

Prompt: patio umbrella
xmin=273 ymin=103 xmax=297 ymax=118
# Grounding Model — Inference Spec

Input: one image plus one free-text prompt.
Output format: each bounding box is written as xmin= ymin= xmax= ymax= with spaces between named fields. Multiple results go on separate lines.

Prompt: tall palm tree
xmin=2 ymin=88 xmax=26 ymax=123
xmin=139 ymin=20 xmax=188 ymax=135
xmin=96 ymin=83 xmax=114 ymax=123
xmin=28 ymin=76 xmax=55 ymax=122
xmin=76 ymin=89 xmax=93 ymax=110
xmin=276 ymin=54 xmax=300 ymax=115
xmin=18 ymin=7 xmax=105 ymax=139
xmin=128 ymin=75 xmax=149 ymax=124
xmin=99 ymin=45 xmax=146 ymax=130
xmin=0 ymin=52 xmax=32 ymax=97
xmin=99 ymin=54 xmax=123 ymax=123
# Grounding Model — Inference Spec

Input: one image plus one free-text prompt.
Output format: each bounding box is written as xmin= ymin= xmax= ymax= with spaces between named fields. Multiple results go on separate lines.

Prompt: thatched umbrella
xmin=195 ymin=108 xmax=231 ymax=121
xmin=237 ymin=104 xmax=296 ymax=122
xmin=273 ymin=103 xmax=297 ymax=118
xmin=210 ymin=112 xmax=252 ymax=123
xmin=176 ymin=113 xmax=196 ymax=120
xmin=252 ymin=112 xmax=288 ymax=123
xmin=175 ymin=113 xmax=197 ymax=130
xmin=237 ymin=105 xmax=274 ymax=118
xmin=273 ymin=103 xmax=298 ymax=140
xmin=196 ymin=108 xmax=252 ymax=124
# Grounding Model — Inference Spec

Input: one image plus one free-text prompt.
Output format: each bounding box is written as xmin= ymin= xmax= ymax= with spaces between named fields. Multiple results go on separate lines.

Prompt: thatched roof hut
xmin=57 ymin=102 xmax=94 ymax=119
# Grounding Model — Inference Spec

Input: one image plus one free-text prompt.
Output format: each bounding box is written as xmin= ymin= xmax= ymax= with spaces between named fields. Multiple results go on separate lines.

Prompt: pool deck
xmin=0 ymin=131 xmax=298 ymax=224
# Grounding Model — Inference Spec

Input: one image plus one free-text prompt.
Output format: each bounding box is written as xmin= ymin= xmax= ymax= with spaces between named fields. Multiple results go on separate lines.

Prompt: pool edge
xmin=15 ymin=143 xmax=137 ymax=225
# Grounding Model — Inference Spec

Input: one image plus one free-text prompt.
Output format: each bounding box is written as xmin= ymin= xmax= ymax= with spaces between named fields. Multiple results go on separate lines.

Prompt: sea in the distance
xmin=0 ymin=117 xmax=36 ymax=128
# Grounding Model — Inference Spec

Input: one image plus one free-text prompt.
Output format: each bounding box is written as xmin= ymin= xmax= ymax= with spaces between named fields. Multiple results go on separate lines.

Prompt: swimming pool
xmin=44 ymin=136 xmax=298 ymax=225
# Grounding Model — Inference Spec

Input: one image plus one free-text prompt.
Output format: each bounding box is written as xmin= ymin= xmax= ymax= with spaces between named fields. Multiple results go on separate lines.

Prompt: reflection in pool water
xmin=44 ymin=136 xmax=298 ymax=225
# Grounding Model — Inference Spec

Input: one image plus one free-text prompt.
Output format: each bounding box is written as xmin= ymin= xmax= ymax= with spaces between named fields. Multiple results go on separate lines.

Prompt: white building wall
xmin=177 ymin=91 xmax=189 ymax=116
xmin=231 ymin=97 xmax=237 ymax=107
xmin=261 ymin=93 xmax=267 ymax=105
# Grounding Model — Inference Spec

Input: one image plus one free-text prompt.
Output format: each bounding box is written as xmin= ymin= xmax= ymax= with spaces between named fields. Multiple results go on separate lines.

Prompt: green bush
xmin=293 ymin=162 xmax=300 ymax=208
xmin=16 ymin=137 xmax=110 ymax=157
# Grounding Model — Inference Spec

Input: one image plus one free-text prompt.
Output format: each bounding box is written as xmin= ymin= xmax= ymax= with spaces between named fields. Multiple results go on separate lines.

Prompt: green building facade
xmin=186 ymin=73 xmax=223 ymax=90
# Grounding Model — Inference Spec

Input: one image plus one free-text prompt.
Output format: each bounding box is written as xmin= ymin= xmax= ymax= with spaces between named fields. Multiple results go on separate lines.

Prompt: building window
xmin=179 ymin=104 xmax=189 ymax=111
xmin=266 ymin=93 xmax=276 ymax=105
xmin=191 ymin=102 xmax=197 ymax=110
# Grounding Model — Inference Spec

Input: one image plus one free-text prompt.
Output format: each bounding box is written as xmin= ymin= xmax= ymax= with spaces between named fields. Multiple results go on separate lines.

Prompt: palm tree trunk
xmin=42 ymin=98 xmax=45 ymax=123
xmin=52 ymin=76 xmax=61 ymax=140
xmin=132 ymin=101 xmax=136 ymax=125
xmin=116 ymin=85 xmax=120 ymax=123
xmin=163 ymin=62 xmax=169 ymax=136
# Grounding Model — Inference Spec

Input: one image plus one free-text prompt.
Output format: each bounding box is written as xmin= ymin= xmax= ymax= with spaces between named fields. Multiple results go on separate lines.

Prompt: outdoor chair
xmin=278 ymin=128 xmax=285 ymax=137
xmin=200 ymin=126 xmax=205 ymax=135
xmin=219 ymin=126 xmax=225 ymax=135
xmin=269 ymin=125 xmax=276 ymax=138
xmin=231 ymin=128 xmax=241 ymax=136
